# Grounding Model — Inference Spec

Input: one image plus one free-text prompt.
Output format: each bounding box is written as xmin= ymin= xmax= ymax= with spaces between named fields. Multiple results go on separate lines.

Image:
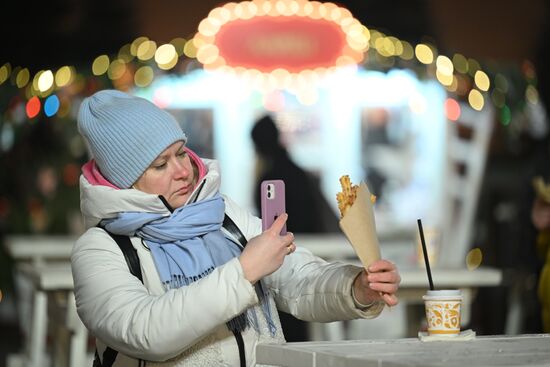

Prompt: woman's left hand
xmin=353 ymin=259 xmax=401 ymax=307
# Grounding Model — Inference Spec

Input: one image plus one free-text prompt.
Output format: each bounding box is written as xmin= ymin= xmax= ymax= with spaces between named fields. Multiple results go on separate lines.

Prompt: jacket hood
xmin=79 ymin=158 xmax=222 ymax=229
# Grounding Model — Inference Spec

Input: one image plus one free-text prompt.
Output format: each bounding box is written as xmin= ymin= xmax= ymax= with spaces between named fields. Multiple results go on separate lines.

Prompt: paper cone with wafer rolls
xmin=336 ymin=175 xmax=381 ymax=268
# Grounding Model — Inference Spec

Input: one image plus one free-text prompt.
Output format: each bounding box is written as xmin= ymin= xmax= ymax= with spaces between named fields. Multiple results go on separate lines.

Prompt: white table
xmin=5 ymin=236 xmax=86 ymax=367
xmin=256 ymin=334 xmax=550 ymax=366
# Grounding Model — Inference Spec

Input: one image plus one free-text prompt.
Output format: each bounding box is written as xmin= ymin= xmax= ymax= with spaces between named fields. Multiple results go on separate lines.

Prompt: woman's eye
xmin=177 ymin=151 xmax=187 ymax=158
xmin=153 ymin=163 xmax=166 ymax=170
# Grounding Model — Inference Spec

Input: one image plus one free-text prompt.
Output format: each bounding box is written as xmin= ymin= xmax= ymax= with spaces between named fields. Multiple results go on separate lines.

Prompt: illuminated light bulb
xmin=309 ymin=2 xmax=323 ymax=19
xmin=436 ymin=55 xmax=453 ymax=76
xmin=44 ymin=95 xmax=60 ymax=117
xmin=184 ymin=39 xmax=198 ymax=58
xmin=55 ymin=66 xmax=73 ymax=87
xmin=196 ymin=44 xmax=220 ymax=65
xmin=262 ymin=1 xmax=273 ymax=15
xmin=444 ymin=98 xmax=461 ymax=121
xmin=247 ymin=1 xmax=259 ymax=16
xmin=26 ymin=96 xmax=41 ymax=118
xmin=38 ymin=70 xmax=54 ymax=92
xmin=526 ymin=85 xmax=539 ymax=105
xmin=329 ymin=6 xmax=342 ymax=21
xmin=274 ymin=0 xmax=287 ymax=16
xmin=452 ymin=53 xmax=468 ymax=74
xmin=137 ymin=40 xmax=157 ymax=61
xmin=155 ymin=44 xmax=177 ymax=65
xmin=415 ymin=44 xmax=433 ymax=64
xmin=321 ymin=2 xmax=337 ymax=20
xmin=107 ymin=59 xmax=127 ymax=80
xmin=288 ymin=0 xmax=300 ymax=15
xmin=382 ymin=37 xmax=395 ymax=56
xmin=301 ymin=1 xmax=313 ymax=16
xmin=474 ymin=70 xmax=490 ymax=91
xmin=16 ymin=68 xmax=30 ymax=88
xmin=198 ymin=18 xmax=220 ymax=37
xmin=388 ymin=37 xmax=403 ymax=56
xmin=466 ymin=248 xmax=482 ymax=270
xmin=134 ymin=66 xmax=154 ymax=87
xmin=213 ymin=6 xmax=232 ymax=23
xmin=92 ymin=55 xmax=110 ymax=76
xmin=130 ymin=36 xmax=149 ymax=56
xmin=223 ymin=1 xmax=238 ymax=17
xmin=273 ymin=68 xmax=293 ymax=88
xmin=158 ymin=56 xmax=178 ymax=70
xmin=347 ymin=33 xmax=368 ymax=52
xmin=400 ymin=41 xmax=414 ymax=60
xmin=468 ymin=89 xmax=484 ymax=111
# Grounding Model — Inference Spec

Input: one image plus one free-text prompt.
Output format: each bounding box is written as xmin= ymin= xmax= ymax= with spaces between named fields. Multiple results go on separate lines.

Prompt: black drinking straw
xmin=417 ymin=219 xmax=435 ymax=291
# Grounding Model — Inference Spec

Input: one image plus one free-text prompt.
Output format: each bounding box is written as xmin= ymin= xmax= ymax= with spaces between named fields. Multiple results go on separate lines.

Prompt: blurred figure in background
xmin=251 ymin=114 xmax=339 ymax=341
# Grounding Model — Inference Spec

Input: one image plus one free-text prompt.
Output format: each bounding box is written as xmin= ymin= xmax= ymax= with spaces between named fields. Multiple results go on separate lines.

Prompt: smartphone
xmin=260 ymin=180 xmax=287 ymax=235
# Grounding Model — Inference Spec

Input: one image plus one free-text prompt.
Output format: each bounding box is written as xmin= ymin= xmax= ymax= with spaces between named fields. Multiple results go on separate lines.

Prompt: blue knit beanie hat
xmin=78 ymin=90 xmax=187 ymax=188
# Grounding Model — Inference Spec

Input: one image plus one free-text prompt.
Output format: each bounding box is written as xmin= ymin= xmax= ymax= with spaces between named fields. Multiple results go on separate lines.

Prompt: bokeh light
xmin=55 ymin=66 xmax=73 ymax=87
xmin=137 ymin=40 xmax=157 ymax=61
xmin=16 ymin=68 xmax=30 ymax=88
xmin=44 ymin=95 xmax=60 ymax=117
xmin=107 ymin=59 xmax=126 ymax=80
xmin=0 ymin=64 xmax=9 ymax=85
xmin=38 ymin=70 xmax=54 ymax=92
xmin=26 ymin=96 xmax=41 ymax=118
xmin=134 ymin=66 xmax=154 ymax=87
xmin=468 ymin=89 xmax=484 ymax=111
xmin=92 ymin=55 xmax=110 ymax=76
xmin=445 ymin=98 xmax=461 ymax=121
xmin=474 ymin=70 xmax=490 ymax=91
xmin=525 ymin=85 xmax=539 ymax=104
xmin=500 ymin=105 xmax=512 ymax=125
xmin=466 ymin=248 xmax=483 ymax=270
xmin=415 ymin=44 xmax=433 ymax=64
xmin=452 ymin=53 xmax=468 ymax=74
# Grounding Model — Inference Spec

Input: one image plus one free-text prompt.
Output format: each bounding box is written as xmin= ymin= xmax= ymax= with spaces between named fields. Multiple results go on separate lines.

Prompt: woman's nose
xmin=173 ymin=158 xmax=189 ymax=179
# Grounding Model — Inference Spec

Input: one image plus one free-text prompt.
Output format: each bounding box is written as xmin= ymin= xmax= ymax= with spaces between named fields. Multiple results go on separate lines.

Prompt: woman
xmin=71 ymin=90 xmax=401 ymax=366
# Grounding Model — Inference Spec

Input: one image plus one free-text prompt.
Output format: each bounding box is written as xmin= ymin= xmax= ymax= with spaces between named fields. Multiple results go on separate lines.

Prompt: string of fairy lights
xmin=0 ymin=0 xmax=542 ymax=129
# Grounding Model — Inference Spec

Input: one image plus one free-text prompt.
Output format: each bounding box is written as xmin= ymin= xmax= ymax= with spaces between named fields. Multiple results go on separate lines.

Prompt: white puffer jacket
xmin=71 ymin=159 xmax=383 ymax=367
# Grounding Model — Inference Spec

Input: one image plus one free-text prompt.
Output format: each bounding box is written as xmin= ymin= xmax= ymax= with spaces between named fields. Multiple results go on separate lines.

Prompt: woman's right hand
xmin=239 ymin=213 xmax=295 ymax=284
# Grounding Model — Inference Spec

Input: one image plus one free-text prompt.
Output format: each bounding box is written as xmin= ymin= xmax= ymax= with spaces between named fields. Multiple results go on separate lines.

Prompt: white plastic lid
xmin=426 ymin=290 xmax=462 ymax=297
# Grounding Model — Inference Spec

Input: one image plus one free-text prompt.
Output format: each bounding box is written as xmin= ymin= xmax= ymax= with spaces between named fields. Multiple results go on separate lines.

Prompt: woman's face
xmin=134 ymin=141 xmax=196 ymax=209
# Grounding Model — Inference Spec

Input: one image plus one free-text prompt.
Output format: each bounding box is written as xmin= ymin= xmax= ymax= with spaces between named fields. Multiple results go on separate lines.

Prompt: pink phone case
xmin=261 ymin=180 xmax=287 ymax=235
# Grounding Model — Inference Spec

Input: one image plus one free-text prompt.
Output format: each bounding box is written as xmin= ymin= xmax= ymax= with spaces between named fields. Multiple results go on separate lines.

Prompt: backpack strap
xmin=95 ymin=213 xmax=248 ymax=367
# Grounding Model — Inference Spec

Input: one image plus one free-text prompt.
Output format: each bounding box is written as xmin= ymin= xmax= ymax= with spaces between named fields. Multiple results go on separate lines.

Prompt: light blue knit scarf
xmin=101 ymin=194 xmax=276 ymax=335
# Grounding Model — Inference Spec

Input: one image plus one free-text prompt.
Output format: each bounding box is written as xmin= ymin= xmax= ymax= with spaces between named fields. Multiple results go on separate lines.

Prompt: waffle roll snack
xmin=336 ymin=175 xmax=381 ymax=268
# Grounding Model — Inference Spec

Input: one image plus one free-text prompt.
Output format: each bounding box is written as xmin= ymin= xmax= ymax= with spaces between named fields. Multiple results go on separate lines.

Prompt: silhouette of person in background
xmin=251 ymin=114 xmax=339 ymax=341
